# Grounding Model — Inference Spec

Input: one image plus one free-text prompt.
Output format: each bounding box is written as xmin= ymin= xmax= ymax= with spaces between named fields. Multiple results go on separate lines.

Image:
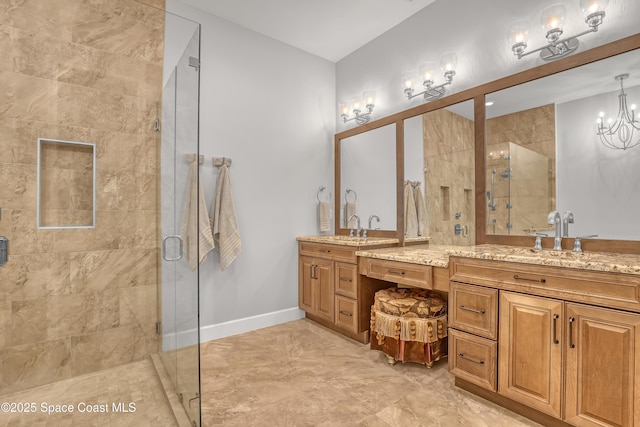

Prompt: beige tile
xmin=119 ymin=284 xmax=157 ymax=332
xmin=0 ymin=300 xmax=10 ymax=348
xmin=86 ymin=289 xmax=120 ymax=332
xmin=0 ymin=0 xmax=77 ymax=41
xmin=10 ymin=298 xmax=47 ymax=345
xmin=46 ymin=293 xmax=89 ymax=340
xmin=0 ymin=163 xmax=37 ymax=210
xmin=0 ymin=252 xmax=70 ymax=302
xmin=70 ymin=326 xmax=135 ymax=376
xmin=0 ymin=70 xmax=57 ymax=122
xmin=71 ymin=0 xmax=165 ymax=65
xmin=0 ymin=338 xmax=71 ymax=394
xmin=69 ymin=248 xmax=157 ymax=293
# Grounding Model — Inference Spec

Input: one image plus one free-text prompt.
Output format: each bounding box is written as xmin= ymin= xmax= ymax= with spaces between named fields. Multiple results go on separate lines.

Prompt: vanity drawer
xmin=360 ymin=258 xmax=433 ymax=289
xmin=335 ymin=262 xmax=358 ymax=298
xmin=299 ymin=242 xmax=357 ymax=263
xmin=448 ymin=328 xmax=497 ymax=392
xmin=335 ymin=295 xmax=358 ymax=333
xmin=450 ymin=257 xmax=640 ymax=313
xmin=449 ymin=282 xmax=498 ymax=339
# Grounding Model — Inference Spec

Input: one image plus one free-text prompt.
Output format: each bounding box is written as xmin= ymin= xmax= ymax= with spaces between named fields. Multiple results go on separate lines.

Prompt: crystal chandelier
xmin=597 ymin=74 xmax=640 ymax=150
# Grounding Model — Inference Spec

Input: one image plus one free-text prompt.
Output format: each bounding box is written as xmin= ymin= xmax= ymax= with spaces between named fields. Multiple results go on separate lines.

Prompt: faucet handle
xmin=529 ymin=232 xmax=547 ymax=250
xmin=573 ymin=235 xmax=598 ymax=252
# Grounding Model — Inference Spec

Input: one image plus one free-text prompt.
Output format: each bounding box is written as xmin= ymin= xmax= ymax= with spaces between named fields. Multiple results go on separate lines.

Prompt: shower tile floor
xmin=0 ymin=358 xmax=175 ymax=426
xmin=1 ymin=319 xmax=543 ymax=426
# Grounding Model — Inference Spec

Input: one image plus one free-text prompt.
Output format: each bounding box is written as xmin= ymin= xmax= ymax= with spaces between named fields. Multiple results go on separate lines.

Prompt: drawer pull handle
xmin=459 ymin=353 xmax=484 ymax=364
xmin=569 ymin=316 xmax=575 ymax=349
xmin=388 ymin=269 xmax=405 ymax=275
xmin=339 ymin=310 xmax=353 ymax=317
xmin=340 ymin=277 xmax=353 ymax=282
xmin=513 ymin=274 xmax=546 ymax=283
xmin=553 ymin=314 xmax=559 ymax=344
xmin=320 ymin=249 xmax=331 ymax=253
xmin=459 ymin=305 xmax=485 ymax=314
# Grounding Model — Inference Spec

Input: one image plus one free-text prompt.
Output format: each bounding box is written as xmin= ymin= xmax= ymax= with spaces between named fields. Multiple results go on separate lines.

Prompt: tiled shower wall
xmin=423 ymin=108 xmax=475 ymax=246
xmin=0 ymin=0 xmax=165 ymax=394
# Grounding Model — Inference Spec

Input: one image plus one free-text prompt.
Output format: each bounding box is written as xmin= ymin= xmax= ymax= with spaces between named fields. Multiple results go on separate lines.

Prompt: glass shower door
xmin=160 ymin=14 xmax=201 ymax=427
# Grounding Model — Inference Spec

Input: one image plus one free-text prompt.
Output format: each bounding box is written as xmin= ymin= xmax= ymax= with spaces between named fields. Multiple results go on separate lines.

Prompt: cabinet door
xmin=315 ymin=258 xmax=334 ymax=323
xmin=299 ymin=256 xmax=315 ymax=313
xmin=498 ymin=292 xmax=563 ymax=418
xmin=565 ymin=303 xmax=640 ymax=427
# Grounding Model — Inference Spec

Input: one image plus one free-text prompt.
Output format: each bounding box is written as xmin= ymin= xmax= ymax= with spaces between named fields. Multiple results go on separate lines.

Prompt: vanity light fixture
xmin=596 ymin=74 xmax=640 ymax=150
xmin=509 ymin=0 xmax=608 ymax=61
xmin=402 ymin=52 xmax=458 ymax=101
xmin=339 ymin=91 xmax=376 ymax=125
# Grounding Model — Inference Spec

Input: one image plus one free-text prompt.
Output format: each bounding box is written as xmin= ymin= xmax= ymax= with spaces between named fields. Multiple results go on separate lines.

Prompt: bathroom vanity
xmin=296 ymin=236 xmax=399 ymax=343
xmin=446 ymin=246 xmax=640 ymax=427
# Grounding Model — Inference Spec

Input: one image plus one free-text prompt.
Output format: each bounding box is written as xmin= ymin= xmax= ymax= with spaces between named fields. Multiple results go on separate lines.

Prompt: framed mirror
xmin=484 ymin=48 xmax=640 ymax=241
xmin=404 ymin=99 xmax=475 ymax=245
xmin=336 ymin=123 xmax=398 ymax=235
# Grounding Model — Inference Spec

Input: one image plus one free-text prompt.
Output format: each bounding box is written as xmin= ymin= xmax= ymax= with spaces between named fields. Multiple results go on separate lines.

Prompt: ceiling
xmin=179 ymin=0 xmax=437 ymax=62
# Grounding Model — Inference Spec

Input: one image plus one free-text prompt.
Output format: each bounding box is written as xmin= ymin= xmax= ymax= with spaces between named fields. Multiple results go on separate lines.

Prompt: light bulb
xmin=541 ymin=4 xmax=567 ymax=33
xmin=580 ymin=0 xmax=608 ymax=15
xmin=419 ymin=63 xmax=435 ymax=83
xmin=508 ymin=21 xmax=529 ymax=45
xmin=363 ymin=90 xmax=376 ymax=107
xmin=440 ymin=52 xmax=458 ymax=73
xmin=401 ymin=74 xmax=414 ymax=90
xmin=339 ymin=102 xmax=350 ymax=117
xmin=631 ymin=104 xmax=637 ymax=111
xmin=599 ymin=111 xmax=605 ymax=117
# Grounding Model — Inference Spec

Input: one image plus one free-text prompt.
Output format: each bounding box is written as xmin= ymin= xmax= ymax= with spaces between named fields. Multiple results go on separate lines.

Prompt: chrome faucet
xmin=562 ymin=211 xmax=574 ymax=237
xmin=348 ymin=214 xmax=361 ymax=237
xmin=363 ymin=215 xmax=380 ymax=238
xmin=547 ymin=211 xmax=562 ymax=251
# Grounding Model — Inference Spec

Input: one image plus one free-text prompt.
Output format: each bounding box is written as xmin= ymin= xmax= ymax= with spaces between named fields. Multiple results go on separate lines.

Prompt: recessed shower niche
xmin=37 ymin=138 xmax=96 ymax=229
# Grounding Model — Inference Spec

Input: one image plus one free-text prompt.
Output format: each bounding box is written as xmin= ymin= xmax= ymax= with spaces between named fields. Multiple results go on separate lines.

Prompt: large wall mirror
xmin=404 ymin=99 xmax=475 ymax=245
xmin=335 ymin=122 xmax=399 ymax=235
xmin=484 ymin=48 xmax=640 ymax=242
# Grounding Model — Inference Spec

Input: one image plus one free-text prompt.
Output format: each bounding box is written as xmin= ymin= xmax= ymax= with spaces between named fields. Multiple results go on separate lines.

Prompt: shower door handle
xmin=162 ymin=235 xmax=183 ymax=262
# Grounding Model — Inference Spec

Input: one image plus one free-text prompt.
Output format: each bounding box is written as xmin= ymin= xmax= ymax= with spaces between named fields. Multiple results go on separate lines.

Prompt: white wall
xmin=336 ymin=0 xmax=640 ymax=133
xmin=556 ymin=86 xmax=640 ymax=240
xmin=166 ymin=1 xmax=336 ymax=339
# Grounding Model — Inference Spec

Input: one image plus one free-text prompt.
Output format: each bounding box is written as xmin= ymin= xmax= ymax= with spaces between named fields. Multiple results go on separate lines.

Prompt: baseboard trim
xmin=199 ymin=307 xmax=305 ymax=343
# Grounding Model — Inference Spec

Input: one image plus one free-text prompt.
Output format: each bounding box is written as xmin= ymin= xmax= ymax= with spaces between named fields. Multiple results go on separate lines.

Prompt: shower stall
xmin=486 ymin=142 xmax=552 ymax=236
xmin=159 ymin=12 xmax=202 ymax=427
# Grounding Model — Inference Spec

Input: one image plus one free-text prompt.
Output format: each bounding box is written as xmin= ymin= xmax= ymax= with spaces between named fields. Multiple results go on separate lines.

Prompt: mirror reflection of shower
xmin=486 ymin=151 xmax=513 ymax=235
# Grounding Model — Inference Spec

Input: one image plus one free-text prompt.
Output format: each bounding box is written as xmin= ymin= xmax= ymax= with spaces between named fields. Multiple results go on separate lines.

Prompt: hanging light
xmin=339 ymin=91 xmax=376 ymax=125
xmin=596 ymin=74 xmax=640 ymax=150
xmin=509 ymin=0 xmax=608 ymax=61
xmin=402 ymin=52 xmax=458 ymax=101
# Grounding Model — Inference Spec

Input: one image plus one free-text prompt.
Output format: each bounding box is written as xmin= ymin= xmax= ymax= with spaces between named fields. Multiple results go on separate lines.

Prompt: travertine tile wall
xmin=486 ymin=104 xmax=556 ymax=236
xmin=0 ymin=0 xmax=165 ymax=394
xmin=423 ymin=108 xmax=475 ymax=246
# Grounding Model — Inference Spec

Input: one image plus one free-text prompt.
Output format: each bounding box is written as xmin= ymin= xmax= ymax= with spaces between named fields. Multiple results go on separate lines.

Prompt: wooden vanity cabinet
xmin=449 ymin=256 xmax=640 ymax=427
xmin=298 ymin=241 xmax=395 ymax=343
xmin=299 ymin=256 xmax=334 ymax=324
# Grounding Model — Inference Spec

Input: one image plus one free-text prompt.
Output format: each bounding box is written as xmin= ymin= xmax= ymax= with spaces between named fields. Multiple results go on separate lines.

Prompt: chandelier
xmin=597 ymin=74 xmax=640 ymax=150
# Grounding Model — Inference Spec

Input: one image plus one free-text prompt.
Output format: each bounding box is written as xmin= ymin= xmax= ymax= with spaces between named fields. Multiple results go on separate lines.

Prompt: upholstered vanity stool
xmin=370 ymin=287 xmax=447 ymax=367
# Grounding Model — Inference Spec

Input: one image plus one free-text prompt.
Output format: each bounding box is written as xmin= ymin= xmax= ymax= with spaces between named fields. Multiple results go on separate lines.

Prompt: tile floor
xmin=1 ymin=319 xmax=543 ymax=426
xmin=199 ymin=319 xmax=541 ymax=427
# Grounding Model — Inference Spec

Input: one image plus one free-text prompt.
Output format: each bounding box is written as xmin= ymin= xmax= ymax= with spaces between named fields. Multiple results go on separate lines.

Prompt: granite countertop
xmin=296 ymin=235 xmax=399 ymax=247
xmin=356 ymin=244 xmax=456 ymax=268
xmin=447 ymin=244 xmax=640 ymax=276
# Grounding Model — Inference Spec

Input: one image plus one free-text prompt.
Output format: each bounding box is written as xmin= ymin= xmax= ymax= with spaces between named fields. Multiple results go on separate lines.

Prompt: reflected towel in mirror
xmin=404 ymin=181 xmax=418 ymax=237
xmin=345 ymin=202 xmax=357 ymax=228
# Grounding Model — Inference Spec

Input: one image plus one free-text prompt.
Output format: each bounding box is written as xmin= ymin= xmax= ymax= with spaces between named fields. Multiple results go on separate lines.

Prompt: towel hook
xmin=345 ymin=188 xmax=357 ymax=203
xmin=317 ymin=186 xmax=331 ymax=203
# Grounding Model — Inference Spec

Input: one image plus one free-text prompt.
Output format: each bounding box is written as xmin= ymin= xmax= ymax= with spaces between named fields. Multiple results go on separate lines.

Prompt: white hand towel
xmin=181 ymin=159 xmax=215 ymax=271
xmin=404 ymin=181 xmax=418 ymax=237
xmin=345 ymin=202 xmax=357 ymax=228
xmin=414 ymin=182 xmax=429 ymax=237
xmin=210 ymin=164 xmax=241 ymax=271
xmin=318 ymin=201 xmax=331 ymax=232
